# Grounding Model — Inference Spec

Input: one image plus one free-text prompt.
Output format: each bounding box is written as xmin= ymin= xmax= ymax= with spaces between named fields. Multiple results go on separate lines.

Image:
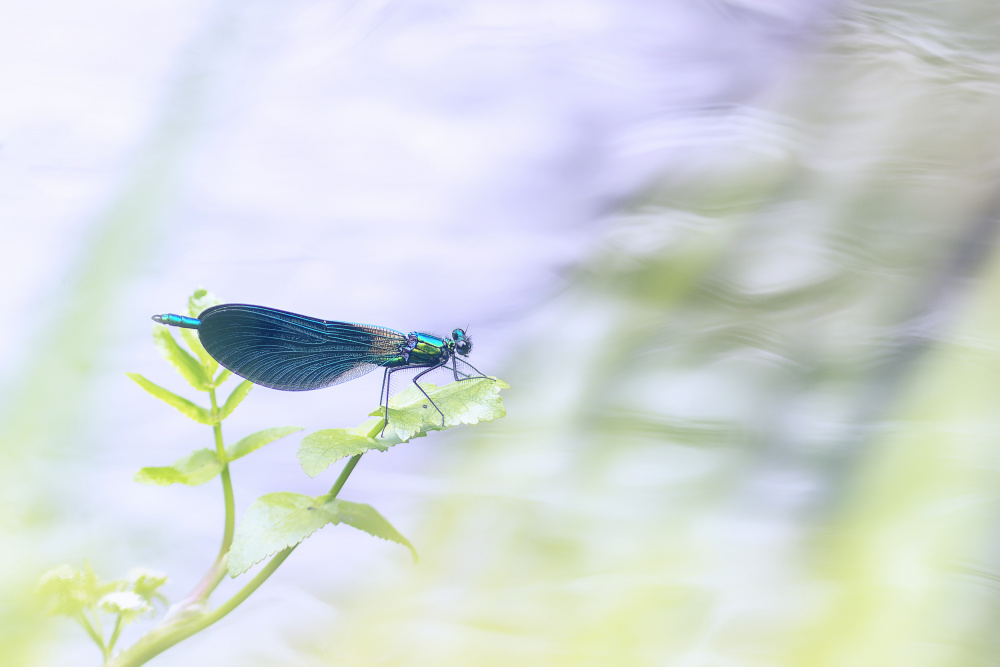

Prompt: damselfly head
xmin=452 ymin=328 xmax=473 ymax=356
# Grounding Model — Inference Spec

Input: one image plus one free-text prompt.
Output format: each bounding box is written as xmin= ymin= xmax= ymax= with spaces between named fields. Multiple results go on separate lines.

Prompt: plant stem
xmin=91 ymin=608 xmax=107 ymax=659
xmin=106 ymin=614 xmax=125 ymax=655
xmin=107 ymin=454 xmax=364 ymax=667
xmin=157 ymin=388 xmax=234 ymax=624
xmin=209 ymin=388 xmax=235 ymax=555
xmin=327 ymin=454 xmax=362 ymax=498
xmin=200 ymin=546 xmax=294 ymax=625
xmin=75 ymin=610 xmax=105 ymax=656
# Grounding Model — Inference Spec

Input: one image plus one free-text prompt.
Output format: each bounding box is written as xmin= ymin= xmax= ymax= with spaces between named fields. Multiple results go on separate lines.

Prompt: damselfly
xmin=152 ymin=304 xmax=489 ymax=434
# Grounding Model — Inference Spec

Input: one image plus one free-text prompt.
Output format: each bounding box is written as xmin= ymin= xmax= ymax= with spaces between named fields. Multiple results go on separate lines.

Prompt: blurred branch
xmin=825 ymin=189 xmax=1000 ymax=507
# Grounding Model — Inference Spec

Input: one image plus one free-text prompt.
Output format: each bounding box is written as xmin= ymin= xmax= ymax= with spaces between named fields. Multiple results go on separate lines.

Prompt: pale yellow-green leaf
xmin=179 ymin=326 xmax=218 ymax=377
xmin=298 ymin=423 xmax=392 ymax=478
xmin=188 ymin=288 xmax=222 ymax=317
xmin=153 ymin=326 xmax=211 ymax=390
xmin=212 ymin=368 xmax=232 ymax=387
xmin=227 ymin=494 xmax=417 ymax=577
xmin=376 ymin=377 xmax=509 ymax=441
xmin=134 ymin=448 xmax=222 ymax=486
xmin=226 ymin=426 xmax=304 ymax=462
xmin=228 ymin=492 xmax=339 ymax=576
xmin=126 ymin=373 xmax=213 ymax=424
xmin=337 ymin=500 xmax=417 ymax=562
xmin=299 ymin=378 xmax=509 ymax=477
xmin=218 ymin=380 xmax=253 ymax=421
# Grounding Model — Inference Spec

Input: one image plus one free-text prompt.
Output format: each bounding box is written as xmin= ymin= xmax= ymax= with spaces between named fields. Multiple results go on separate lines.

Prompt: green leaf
xmin=226 ymin=426 xmax=304 ymax=462
xmin=37 ymin=562 xmax=120 ymax=617
xmin=375 ymin=377 xmax=510 ymax=441
xmin=188 ymin=288 xmax=222 ymax=317
xmin=298 ymin=422 xmax=392 ymax=478
xmin=126 ymin=568 xmax=168 ymax=604
xmin=218 ymin=380 xmax=253 ymax=421
xmin=127 ymin=373 xmax=213 ymax=424
xmin=298 ymin=378 xmax=509 ymax=477
xmin=213 ymin=368 xmax=232 ymax=387
xmin=180 ymin=287 xmax=224 ymax=378
xmin=227 ymin=494 xmax=417 ymax=577
xmin=37 ymin=565 xmax=96 ymax=616
xmin=153 ymin=327 xmax=211 ymax=390
xmin=380 ymin=404 xmax=429 ymax=443
xmin=228 ymin=492 xmax=340 ymax=576
xmin=179 ymin=327 xmax=218 ymax=377
xmin=134 ymin=448 xmax=222 ymax=486
xmin=98 ymin=591 xmax=152 ymax=621
xmin=337 ymin=500 xmax=417 ymax=562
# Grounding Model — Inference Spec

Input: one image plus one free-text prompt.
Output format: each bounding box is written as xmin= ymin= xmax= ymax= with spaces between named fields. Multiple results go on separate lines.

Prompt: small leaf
xmin=37 ymin=565 xmax=93 ymax=616
xmin=298 ymin=423 xmax=391 ymax=478
xmin=127 ymin=373 xmax=213 ymax=424
xmin=337 ymin=500 xmax=417 ymax=562
xmin=212 ymin=368 xmax=232 ymax=387
xmin=153 ymin=327 xmax=211 ymax=390
xmin=99 ymin=591 xmax=152 ymax=619
xmin=188 ymin=288 xmax=222 ymax=317
xmin=218 ymin=380 xmax=253 ymax=421
xmin=126 ymin=568 xmax=168 ymax=604
xmin=298 ymin=378 xmax=509 ymax=477
xmin=227 ymin=426 xmax=304 ymax=462
xmin=380 ymin=404 xmax=431 ymax=442
xmin=374 ymin=377 xmax=510 ymax=441
xmin=37 ymin=562 xmax=119 ymax=616
xmin=134 ymin=449 xmax=222 ymax=486
xmin=228 ymin=492 xmax=340 ymax=576
xmin=179 ymin=327 xmax=218 ymax=377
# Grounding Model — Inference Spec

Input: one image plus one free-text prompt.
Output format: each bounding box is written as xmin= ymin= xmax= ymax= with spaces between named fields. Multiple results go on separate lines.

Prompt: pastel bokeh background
xmin=3 ymin=1 xmax=1000 ymax=664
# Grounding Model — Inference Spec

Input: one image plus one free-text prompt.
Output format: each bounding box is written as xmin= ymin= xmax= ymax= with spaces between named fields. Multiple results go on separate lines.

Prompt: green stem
xmin=106 ymin=614 xmax=125 ymax=656
xmin=327 ymin=454 xmax=362 ymax=499
xmin=106 ymin=549 xmax=293 ymax=667
xmin=200 ymin=546 xmax=294 ymax=625
xmin=74 ymin=610 xmax=105 ymax=656
xmin=107 ymin=455 xmax=363 ymax=667
xmin=157 ymin=388 xmax=234 ymax=624
xmin=91 ymin=608 xmax=108 ymax=659
xmin=209 ymin=388 xmax=235 ymax=555
xmin=207 ymin=456 xmax=362 ymax=624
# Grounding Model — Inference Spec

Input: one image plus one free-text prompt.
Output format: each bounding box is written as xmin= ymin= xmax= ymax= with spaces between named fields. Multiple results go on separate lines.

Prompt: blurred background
xmin=3 ymin=0 xmax=1000 ymax=664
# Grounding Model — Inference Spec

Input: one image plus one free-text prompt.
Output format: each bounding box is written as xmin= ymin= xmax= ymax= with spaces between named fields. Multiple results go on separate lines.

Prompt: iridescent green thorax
xmin=384 ymin=332 xmax=452 ymax=368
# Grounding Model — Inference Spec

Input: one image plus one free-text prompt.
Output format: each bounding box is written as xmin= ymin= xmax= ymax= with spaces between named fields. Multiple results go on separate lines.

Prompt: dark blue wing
xmin=197 ymin=304 xmax=406 ymax=391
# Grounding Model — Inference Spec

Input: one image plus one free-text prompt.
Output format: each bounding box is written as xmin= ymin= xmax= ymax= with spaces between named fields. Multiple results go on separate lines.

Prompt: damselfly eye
xmin=456 ymin=339 xmax=472 ymax=356
xmin=452 ymin=328 xmax=466 ymax=341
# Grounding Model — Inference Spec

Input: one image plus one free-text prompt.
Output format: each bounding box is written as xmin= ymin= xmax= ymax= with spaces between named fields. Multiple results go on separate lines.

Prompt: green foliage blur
xmin=288 ymin=8 xmax=1000 ymax=666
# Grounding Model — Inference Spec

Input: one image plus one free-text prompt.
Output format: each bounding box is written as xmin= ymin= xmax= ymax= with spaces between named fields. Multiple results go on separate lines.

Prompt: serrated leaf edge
xmin=296 ymin=430 xmax=391 ymax=478
xmin=153 ymin=327 xmax=211 ymax=391
xmin=126 ymin=373 xmax=213 ymax=424
xmin=227 ymin=426 xmax=305 ymax=462
xmin=133 ymin=448 xmax=222 ymax=486
xmin=218 ymin=380 xmax=253 ymax=421
xmin=338 ymin=501 xmax=418 ymax=562
xmin=227 ymin=494 xmax=339 ymax=577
